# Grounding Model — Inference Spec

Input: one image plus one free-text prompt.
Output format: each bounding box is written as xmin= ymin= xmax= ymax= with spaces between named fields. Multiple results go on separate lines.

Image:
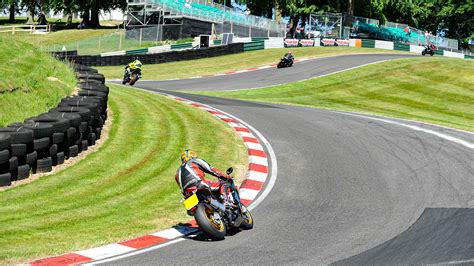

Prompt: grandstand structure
xmin=351 ymin=16 xmax=458 ymax=50
xmin=126 ymin=0 xmax=286 ymax=41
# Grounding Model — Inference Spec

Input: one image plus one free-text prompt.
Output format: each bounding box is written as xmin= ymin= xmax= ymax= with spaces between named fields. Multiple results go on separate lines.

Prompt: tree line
xmin=2 ymin=0 xmax=472 ymax=47
xmin=1 ymin=0 xmax=126 ymax=27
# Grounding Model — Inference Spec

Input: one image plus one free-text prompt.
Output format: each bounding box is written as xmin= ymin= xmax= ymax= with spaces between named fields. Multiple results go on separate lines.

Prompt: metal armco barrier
xmin=170 ymin=42 xmax=194 ymax=50
xmin=56 ymin=43 xmax=244 ymax=66
xmin=243 ymin=41 xmax=265 ymax=52
xmin=126 ymin=48 xmax=148 ymax=55
xmin=394 ymin=42 xmax=410 ymax=52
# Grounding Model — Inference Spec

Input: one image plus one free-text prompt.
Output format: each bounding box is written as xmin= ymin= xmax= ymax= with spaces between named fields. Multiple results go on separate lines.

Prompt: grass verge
xmin=10 ymin=29 xmax=118 ymax=47
xmin=191 ymin=57 xmax=474 ymax=132
xmin=97 ymin=46 xmax=410 ymax=80
xmin=0 ymin=84 xmax=247 ymax=265
xmin=0 ymin=36 xmax=76 ymax=127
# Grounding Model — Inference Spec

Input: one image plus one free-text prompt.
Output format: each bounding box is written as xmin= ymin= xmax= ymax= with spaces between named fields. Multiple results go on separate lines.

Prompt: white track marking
xmin=239 ymin=188 xmax=261 ymax=200
xmin=249 ymin=155 xmax=268 ymax=166
xmin=430 ymin=258 xmax=474 ymax=265
xmin=84 ymin=238 xmax=188 ymax=265
xmin=337 ymin=110 xmax=474 ymax=136
xmin=151 ymin=227 xmax=197 ymax=239
xmin=244 ymin=142 xmax=264 ymax=150
xmin=76 ymin=244 xmax=135 ymax=260
xmin=238 ymin=131 xmax=256 ymax=138
xmin=228 ymin=122 xmax=244 ymax=128
xmin=247 ymin=170 xmax=268 ymax=182
xmin=337 ymin=112 xmax=474 ymax=149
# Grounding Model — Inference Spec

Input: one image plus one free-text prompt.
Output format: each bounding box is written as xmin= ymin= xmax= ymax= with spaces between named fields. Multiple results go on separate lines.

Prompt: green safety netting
xmin=354 ymin=21 xmax=437 ymax=45
xmin=152 ymin=0 xmax=255 ymax=27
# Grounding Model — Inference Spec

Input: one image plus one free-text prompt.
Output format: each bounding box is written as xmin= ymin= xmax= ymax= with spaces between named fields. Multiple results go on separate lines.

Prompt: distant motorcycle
xmin=422 ymin=44 xmax=435 ymax=56
xmin=277 ymin=56 xmax=294 ymax=68
xmin=122 ymin=68 xmax=141 ymax=86
xmin=181 ymin=167 xmax=254 ymax=240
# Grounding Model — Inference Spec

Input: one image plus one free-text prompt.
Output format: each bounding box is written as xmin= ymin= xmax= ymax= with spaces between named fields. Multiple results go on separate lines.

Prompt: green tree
xmin=437 ymin=0 xmax=474 ymax=48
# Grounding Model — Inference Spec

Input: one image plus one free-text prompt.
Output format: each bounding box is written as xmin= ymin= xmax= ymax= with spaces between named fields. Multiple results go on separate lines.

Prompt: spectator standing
xmin=37 ymin=12 xmax=47 ymax=25
xmin=185 ymin=0 xmax=191 ymax=9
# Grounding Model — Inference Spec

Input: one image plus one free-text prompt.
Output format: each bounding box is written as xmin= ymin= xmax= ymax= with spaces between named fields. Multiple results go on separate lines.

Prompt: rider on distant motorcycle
xmin=284 ymin=50 xmax=294 ymax=62
xmin=124 ymin=58 xmax=142 ymax=80
xmin=175 ymin=149 xmax=232 ymax=199
xmin=428 ymin=42 xmax=436 ymax=51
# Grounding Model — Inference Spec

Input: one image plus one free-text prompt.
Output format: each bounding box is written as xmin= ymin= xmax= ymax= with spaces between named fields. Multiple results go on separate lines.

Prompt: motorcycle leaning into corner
xmin=277 ymin=55 xmax=294 ymax=68
xmin=182 ymin=167 xmax=254 ymax=240
xmin=122 ymin=67 xmax=141 ymax=86
xmin=421 ymin=44 xmax=435 ymax=56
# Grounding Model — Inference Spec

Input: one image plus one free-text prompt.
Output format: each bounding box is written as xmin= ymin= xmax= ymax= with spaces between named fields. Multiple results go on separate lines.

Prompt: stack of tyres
xmin=42 ymin=112 xmax=81 ymax=159
xmin=0 ymin=64 xmax=109 ymax=187
xmin=24 ymin=116 xmax=70 ymax=167
xmin=49 ymin=106 xmax=91 ymax=154
xmin=59 ymin=100 xmax=99 ymax=147
xmin=0 ymin=127 xmax=34 ymax=182
xmin=8 ymin=121 xmax=54 ymax=174
xmin=0 ymin=133 xmax=13 ymax=186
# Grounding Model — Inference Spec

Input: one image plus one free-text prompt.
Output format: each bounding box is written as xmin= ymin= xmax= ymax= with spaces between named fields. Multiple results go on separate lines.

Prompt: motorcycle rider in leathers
xmin=284 ymin=50 xmax=294 ymax=61
xmin=175 ymin=149 xmax=232 ymax=201
xmin=124 ymin=58 xmax=142 ymax=81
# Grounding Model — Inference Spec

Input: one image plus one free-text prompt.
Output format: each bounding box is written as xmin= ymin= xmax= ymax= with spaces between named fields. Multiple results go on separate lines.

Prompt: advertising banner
xmin=284 ymin=39 xmax=299 ymax=47
xmin=321 ymin=38 xmax=336 ymax=46
xmin=321 ymin=38 xmax=350 ymax=46
xmin=299 ymin=40 xmax=315 ymax=47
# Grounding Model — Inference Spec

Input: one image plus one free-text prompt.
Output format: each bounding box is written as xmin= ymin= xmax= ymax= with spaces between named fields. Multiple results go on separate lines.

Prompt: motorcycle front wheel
xmin=129 ymin=74 xmax=138 ymax=86
xmin=195 ymin=203 xmax=226 ymax=240
xmin=422 ymin=51 xmax=426 ymax=56
xmin=240 ymin=205 xmax=254 ymax=230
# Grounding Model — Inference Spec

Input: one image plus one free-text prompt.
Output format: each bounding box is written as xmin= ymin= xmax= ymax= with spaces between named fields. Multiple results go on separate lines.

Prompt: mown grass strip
xmin=0 ymin=84 xmax=247 ymax=265
xmin=0 ymin=36 xmax=76 ymax=127
xmin=192 ymin=57 xmax=474 ymax=132
xmin=96 ymin=47 xmax=410 ymax=80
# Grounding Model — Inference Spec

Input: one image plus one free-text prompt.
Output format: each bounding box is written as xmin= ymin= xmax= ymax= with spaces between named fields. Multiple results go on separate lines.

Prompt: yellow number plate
xmin=183 ymin=193 xmax=199 ymax=210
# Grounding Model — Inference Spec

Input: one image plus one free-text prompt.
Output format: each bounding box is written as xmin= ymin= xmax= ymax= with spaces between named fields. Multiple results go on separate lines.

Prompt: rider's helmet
xmin=181 ymin=149 xmax=197 ymax=163
xmin=134 ymin=57 xmax=142 ymax=66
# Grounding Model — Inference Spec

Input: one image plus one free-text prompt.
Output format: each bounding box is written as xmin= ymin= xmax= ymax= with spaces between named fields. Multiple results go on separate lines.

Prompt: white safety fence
xmin=0 ymin=24 xmax=51 ymax=34
xmin=100 ymin=51 xmax=127 ymax=57
xmin=148 ymin=45 xmax=172 ymax=54
xmin=374 ymin=40 xmax=394 ymax=50
xmin=264 ymin=38 xmax=284 ymax=49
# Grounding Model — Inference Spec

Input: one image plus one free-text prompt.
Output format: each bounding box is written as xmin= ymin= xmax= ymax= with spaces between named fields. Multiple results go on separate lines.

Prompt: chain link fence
xmin=307 ymin=13 xmax=343 ymax=39
xmin=41 ymin=30 xmax=161 ymax=55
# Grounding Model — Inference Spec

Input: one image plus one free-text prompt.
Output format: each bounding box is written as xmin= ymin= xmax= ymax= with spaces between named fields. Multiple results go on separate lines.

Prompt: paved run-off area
xmin=0 ymin=84 xmax=247 ymax=265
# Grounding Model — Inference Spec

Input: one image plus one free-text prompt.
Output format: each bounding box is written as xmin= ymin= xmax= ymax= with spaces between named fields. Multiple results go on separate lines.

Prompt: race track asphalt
xmin=103 ymin=54 xmax=474 ymax=265
xmin=136 ymin=53 xmax=416 ymax=91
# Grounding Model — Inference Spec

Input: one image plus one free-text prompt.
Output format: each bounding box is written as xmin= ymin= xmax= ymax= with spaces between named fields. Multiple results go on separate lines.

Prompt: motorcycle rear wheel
xmin=240 ymin=205 xmax=254 ymax=230
xmin=195 ymin=203 xmax=226 ymax=240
